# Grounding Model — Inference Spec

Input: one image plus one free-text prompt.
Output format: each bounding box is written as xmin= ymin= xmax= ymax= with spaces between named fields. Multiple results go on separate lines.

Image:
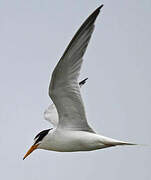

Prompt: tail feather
xmin=104 ymin=139 xmax=138 ymax=146
xmin=120 ymin=142 xmax=149 ymax=147
xmin=116 ymin=141 xmax=137 ymax=146
xmin=100 ymin=136 xmax=147 ymax=147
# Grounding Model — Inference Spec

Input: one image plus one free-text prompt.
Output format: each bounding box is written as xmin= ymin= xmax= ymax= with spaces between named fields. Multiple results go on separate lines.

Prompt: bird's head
xmin=23 ymin=128 xmax=52 ymax=160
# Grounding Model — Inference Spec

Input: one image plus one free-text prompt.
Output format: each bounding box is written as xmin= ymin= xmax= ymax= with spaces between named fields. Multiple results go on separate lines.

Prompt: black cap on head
xmin=34 ymin=128 xmax=52 ymax=145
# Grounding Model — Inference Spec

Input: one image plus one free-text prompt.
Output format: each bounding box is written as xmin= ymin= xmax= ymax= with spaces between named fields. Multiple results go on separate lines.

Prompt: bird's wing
xmin=49 ymin=6 xmax=103 ymax=132
xmin=44 ymin=78 xmax=88 ymax=127
xmin=44 ymin=104 xmax=58 ymax=127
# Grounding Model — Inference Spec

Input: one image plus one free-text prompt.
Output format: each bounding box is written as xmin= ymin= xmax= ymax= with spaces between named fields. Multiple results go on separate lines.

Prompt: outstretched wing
xmin=49 ymin=6 xmax=103 ymax=132
xmin=44 ymin=78 xmax=88 ymax=127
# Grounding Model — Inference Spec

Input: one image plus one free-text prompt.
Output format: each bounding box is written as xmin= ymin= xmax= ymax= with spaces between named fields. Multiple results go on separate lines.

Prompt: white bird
xmin=23 ymin=5 xmax=136 ymax=160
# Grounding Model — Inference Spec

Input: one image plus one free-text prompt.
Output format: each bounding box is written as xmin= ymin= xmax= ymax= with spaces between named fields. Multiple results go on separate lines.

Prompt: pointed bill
xmin=23 ymin=144 xmax=39 ymax=160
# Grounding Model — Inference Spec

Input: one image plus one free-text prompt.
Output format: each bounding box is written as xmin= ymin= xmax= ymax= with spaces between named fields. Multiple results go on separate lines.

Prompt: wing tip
xmin=95 ymin=4 xmax=104 ymax=15
xmin=99 ymin=4 xmax=104 ymax=10
xmin=88 ymin=4 xmax=104 ymax=25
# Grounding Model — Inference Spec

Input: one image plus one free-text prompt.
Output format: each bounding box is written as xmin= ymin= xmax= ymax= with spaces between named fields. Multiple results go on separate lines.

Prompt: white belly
xmin=38 ymin=129 xmax=113 ymax=152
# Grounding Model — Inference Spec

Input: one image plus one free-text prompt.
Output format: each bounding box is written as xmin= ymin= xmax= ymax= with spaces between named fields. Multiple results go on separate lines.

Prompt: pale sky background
xmin=0 ymin=0 xmax=151 ymax=180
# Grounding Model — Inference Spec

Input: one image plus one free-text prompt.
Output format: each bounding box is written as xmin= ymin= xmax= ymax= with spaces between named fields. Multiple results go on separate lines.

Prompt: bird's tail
xmin=115 ymin=141 xmax=137 ymax=146
xmin=111 ymin=140 xmax=149 ymax=147
xmin=100 ymin=135 xmax=148 ymax=147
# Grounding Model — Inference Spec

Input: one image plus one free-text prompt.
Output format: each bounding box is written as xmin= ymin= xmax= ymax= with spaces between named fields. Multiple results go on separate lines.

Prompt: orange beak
xmin=23 ymin=144 xmax=39 ymax=160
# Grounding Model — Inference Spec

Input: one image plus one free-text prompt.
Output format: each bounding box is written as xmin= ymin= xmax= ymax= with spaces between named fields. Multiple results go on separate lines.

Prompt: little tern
xmin=23 ymin=5 xmax=136 ymax=160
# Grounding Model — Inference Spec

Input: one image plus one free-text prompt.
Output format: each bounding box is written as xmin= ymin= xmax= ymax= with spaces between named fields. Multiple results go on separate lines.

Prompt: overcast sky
xmin=0 ymin=0 xmax=151 ymax=180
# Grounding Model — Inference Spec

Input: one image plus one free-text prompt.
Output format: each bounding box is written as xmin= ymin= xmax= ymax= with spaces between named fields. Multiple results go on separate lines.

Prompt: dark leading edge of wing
xmin=50 ymin=5 xmax=104 ymax=90
xmin=61 ymin=5 xmax=104 ymax=60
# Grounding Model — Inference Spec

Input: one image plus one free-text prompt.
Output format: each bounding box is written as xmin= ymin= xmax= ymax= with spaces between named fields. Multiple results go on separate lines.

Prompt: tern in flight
xmin=23 ymin=5 xmax=137 ymax=160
